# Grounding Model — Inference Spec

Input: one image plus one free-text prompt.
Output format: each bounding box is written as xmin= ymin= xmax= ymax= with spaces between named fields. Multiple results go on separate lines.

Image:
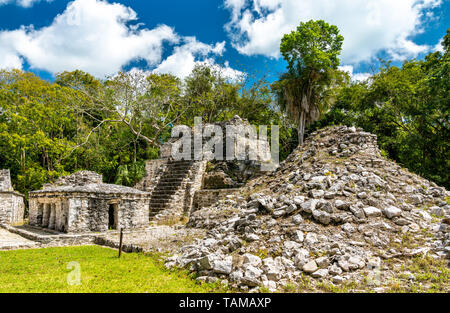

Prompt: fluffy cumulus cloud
xmin=224 ymin=0 xmax=442 ymax=64
xmin=433 ymin=38 xmax=444 ymax=53
xmin=0 ymin=0 xmax=239 ymax=79
xmin=338 ymin=65 xmax=371 ymax=82
xmin=0 ymin=0 xmax=52 ymax=8
xmin=154 ymin=37 xmax=244 ymax=80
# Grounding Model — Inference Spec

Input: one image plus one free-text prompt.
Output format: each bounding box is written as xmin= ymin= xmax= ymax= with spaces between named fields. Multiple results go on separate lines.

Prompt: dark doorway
xmin=37 ymin=204 xmax=43 ymax=226
xmin=108 ymin=204 xmax=117 ymax=230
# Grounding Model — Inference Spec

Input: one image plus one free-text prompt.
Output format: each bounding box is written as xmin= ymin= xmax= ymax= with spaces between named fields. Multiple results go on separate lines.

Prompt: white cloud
xmin=434 ymin=38 xmax=444 ymax=53
xmin=0 ymin=0 xmax=241 ymax=80
xmin=224 ymin=0 xmax=442 ymax=64
xmin=0 ymin=0 xmax=179 ymax=77
xmin=153 ymin=37 xmax=224 ymax=78
xmin=338 ymin=65 xmax=371 ymax=82
xmin=153 ymin=37 xmax=244 ymax=80
xmin=0 ymin=0 xmax=52 ymax=8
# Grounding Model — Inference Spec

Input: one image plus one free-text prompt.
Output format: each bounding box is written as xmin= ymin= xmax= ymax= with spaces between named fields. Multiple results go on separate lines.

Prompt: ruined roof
xmin=0 ymin=169 xmax=13 ymax=192
xmin=52 ymin=170 xmax=103 ymax=186
xmin=30 ymin=171 xmax=149 ymax=196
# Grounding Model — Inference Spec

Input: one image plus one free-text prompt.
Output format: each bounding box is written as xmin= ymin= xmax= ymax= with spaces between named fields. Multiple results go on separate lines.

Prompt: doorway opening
xmin=108 ymin=204 xmax=118 ymax=230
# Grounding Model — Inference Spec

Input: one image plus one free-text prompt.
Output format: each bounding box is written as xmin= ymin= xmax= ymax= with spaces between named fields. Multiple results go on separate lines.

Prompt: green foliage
xmin=274 ymin=19 xmax=344 ymax=144
xmin=280 ymin=20 xmax=343 ymax=73
xmin=114 ymin=161 xmax=146 ymax=187
xmin=0 ymin=65 xmax=298 ymax=198
xmin=311 ymin=29 xmax=450 ymax=188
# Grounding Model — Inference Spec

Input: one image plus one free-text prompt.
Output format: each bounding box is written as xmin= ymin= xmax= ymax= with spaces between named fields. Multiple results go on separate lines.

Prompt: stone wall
xmin=134 ymin=159 xmax=169 ymax=193
xmin=192 ymin=188 xmax=241 ymax=211
xmin=135 ymin=116 xmax=275 ymax=220
xmin=0 ymin=169 xmax=25 ymax=225
xmin=29 ymin=171 xmax=150 ymax=233
xmin=29 ymin=193 xmax=149 ymax=233
xmin=0 ymin=192 xmax=25 ymax=225
xmin=0 ymin=169 xmax=12 ymax=191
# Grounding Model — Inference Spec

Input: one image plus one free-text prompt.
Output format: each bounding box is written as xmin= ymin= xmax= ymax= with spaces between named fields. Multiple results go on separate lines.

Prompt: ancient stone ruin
xmin=165 ymin=125 xmax=450 ymax=292
xmin=135 ymin=116 xmax=274 ymax=222
xmin=0 ymin=169 xmax=25 ymax=225
xmin=28 ymin=171 xmax=150 ymax=233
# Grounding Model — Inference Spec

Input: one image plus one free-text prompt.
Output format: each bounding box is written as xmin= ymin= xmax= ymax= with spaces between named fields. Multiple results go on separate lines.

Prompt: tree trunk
xmin=298 ymin=110 xmax=305 ymax=145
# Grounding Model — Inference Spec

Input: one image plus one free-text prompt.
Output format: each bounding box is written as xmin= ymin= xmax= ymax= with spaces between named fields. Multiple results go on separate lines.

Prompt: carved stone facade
xmin=0 ymin=169 xmax=25 ymax=225
xmin=29 ymin=171 xmax=150 ymax=233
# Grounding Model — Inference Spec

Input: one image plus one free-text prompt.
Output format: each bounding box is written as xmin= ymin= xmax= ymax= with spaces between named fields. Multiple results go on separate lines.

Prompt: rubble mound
xmin=166 ymin=126 xmax=450 ymax=292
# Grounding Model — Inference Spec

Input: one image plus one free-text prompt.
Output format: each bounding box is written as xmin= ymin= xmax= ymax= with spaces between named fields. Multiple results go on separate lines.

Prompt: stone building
xmin=29 ymin=171 xmax=150 ymax=233
xmin=135 ymin=116 xmax=275 ymax=221
xmin=0 ymin=169 xmax=25 ymax=225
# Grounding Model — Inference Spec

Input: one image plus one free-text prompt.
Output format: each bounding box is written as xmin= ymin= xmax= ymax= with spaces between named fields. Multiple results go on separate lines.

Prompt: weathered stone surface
xmin=301 ymin=200 xmax=318 ymax=213
xmin=315 ymin=256 xmax=330 ymax=268
xmin=312 ymin=209 xmax=331 ymax=225
xmin=29 ymin=171 xmax=150 ymax=233
xmin=164 ymin=125 xmax=450 ymax=293
xmin=363 ymin=206 xmax=382 ymax=218
xmin=241 ymin=265 xmax=263 ymax=286
xmin=0 ymin=169 xmax=25 ymax=225
xmin=302 ymin=260 xmax=318 ymax=273
xmin=312 ymin=269 xmax=329 ymax=278
xmin=243 ymin=253 xmax=262 ymax=267
xmin=213 ymin=256 xmax=233 ymax=274
xmin=382 ymin=206 xmax=402 ymax=219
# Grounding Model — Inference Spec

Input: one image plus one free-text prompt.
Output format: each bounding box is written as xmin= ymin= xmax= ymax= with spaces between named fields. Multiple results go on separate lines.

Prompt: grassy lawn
xmin=0 ymin=245 xmax=224 ymax=293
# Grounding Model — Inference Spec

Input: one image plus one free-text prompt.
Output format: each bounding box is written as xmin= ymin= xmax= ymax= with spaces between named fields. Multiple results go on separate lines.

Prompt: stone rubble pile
xmin=165 ymin=126 xmax=450 ymax=291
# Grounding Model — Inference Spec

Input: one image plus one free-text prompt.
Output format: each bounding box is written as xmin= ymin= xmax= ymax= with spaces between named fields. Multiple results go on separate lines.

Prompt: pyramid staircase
xmin=148 ymin=159 xmax=200 ymax=219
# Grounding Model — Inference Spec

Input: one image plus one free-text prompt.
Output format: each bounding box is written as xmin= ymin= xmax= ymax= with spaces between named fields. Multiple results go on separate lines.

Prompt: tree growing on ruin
xmin=272 ymin=19 xmax=344 ymax=145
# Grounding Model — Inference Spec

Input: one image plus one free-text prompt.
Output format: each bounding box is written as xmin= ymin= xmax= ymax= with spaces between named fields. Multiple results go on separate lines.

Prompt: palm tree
xmin=273 ymin=19 xmax=344 ymax=145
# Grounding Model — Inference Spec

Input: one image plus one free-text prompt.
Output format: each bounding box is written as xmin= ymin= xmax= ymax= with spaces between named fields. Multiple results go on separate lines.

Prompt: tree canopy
xmin=312 ymin=29 xmax=450 ymax=188
xmin=273 ymin=19 xmax=344 ymax=144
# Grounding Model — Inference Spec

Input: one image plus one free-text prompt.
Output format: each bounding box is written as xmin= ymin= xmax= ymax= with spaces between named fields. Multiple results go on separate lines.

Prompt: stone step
xmin=152 ymin=189 xmax=181 ymax=195
xmin=151 ymin=194 xmax=177 ymax=200
xmin=150 ymin=200 xmax=169 ymax=205
xmin=162 ymin=172 xmax=191 ymax=177
xmin=149 ymin=204 xmax=169 ymax=212
xmin=159 ymin=175 xmax=189 ymax=181
xmin=153 ymin=185 xmax=183 ymax=192
xmin=168 ymin=159 xmax=196 ymax=163
xmin=167 ymin=164 xmax=195 ymax=168
xmin=154 ymin=181 xmax=188 ymax=188
xmin=156 ymin=179 xmax=188 ymax=184
xmin=150 ymin=197 xmax=171 ymax=203
xmin=150 ymin=195 xmax=175 ymax=200
xmin=147 ymin=160 xmax=199 ymax=221
xmin=159 ymin=174 xmax=186 ymax=179
xmin=167 ymin=163 xmax=193 ymax=168
xmin=149 ymin=210 xmax=164 ymax=217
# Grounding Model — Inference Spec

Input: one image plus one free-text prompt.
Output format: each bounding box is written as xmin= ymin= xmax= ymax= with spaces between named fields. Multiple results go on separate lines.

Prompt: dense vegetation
xmin=311 ymin=29 xmax=450 ymax=189
xmin=0 ymin=65 xmax=289 ymax=197
xmin=0 ymin=22 xmax=448 ymax=201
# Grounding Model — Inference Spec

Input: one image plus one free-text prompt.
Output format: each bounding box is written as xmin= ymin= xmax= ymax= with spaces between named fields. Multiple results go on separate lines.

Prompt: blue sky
xmin=0 ymin=0 xmax=448 ymax=82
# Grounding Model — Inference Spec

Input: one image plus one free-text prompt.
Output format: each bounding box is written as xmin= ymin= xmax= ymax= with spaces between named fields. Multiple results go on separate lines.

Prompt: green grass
xmin=0 ymin=245 xmax=225 ymax=293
